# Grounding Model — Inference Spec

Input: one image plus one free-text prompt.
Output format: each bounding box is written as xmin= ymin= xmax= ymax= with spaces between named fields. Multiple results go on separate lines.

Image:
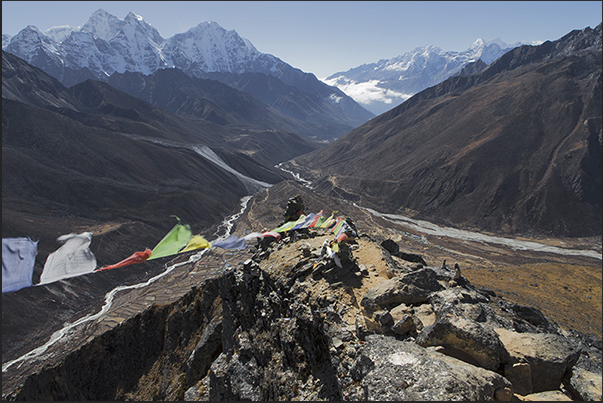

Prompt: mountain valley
xmin=2 ymin=12 xmax=602 ymax=401
xmin=285 ymin=23 xmax=602 ymax=238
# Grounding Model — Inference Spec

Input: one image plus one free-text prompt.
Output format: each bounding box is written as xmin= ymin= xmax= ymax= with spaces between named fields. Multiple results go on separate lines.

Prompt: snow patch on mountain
xmin=44 ymin=25 xmax=79 ymax=43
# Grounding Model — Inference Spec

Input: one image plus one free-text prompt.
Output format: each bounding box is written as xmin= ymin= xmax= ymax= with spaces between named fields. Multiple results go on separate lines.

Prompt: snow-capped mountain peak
xmin=2 ymin=8 xmax=374 ymax=131
xmin=80 ymin=8 xmax=125 ymax=42
xmin=4 ymin=25 xmax=61 ymax=65
xmin=161 ymin=20 xmax=260 ymax=73
xmin=125 ymin=11 xmax=144 ymax=22
xmin=323 ymin=38 xmax=517 ymax=115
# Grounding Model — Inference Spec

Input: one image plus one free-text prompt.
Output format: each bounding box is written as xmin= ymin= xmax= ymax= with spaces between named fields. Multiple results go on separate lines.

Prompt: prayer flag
xmin=2 ymin=237 xmax=38 ymax=293
xmin=96 ymin=248 xmax=152 ymax=272
xmin=308 ymin=210 xmax=324 ymax=228
xmin=212 ymin=235 xmax=246 ymax=250
xmin=39 ymin=233 xmax=97 ymax=285
xmin=179 ymin=235 xmax=212 ymax=253
xmin=147 ymin=219 xmax=192 ymax=261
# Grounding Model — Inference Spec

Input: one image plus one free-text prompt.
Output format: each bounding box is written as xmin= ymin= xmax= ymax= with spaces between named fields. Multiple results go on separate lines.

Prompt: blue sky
xmin=2 ymin=1 xmax=601 ymax=78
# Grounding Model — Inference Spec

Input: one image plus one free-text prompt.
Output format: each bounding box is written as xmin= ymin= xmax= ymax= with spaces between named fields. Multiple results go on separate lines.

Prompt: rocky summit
xmin=3 ymin=186 xmax=601 ymax=401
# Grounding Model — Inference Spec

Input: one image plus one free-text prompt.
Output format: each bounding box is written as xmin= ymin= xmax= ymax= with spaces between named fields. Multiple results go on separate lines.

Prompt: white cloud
xmin=323 ymin=77 xmax=413 ymax=106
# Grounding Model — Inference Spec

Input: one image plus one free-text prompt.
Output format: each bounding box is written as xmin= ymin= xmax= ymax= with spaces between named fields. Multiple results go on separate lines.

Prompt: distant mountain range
xmin=2 ymin=9 xmax=374 ymax=141
xmin=323 ymin=38 xmax=537 ymax=115
xmin=286 ymin=23 xmax=602 ymax=237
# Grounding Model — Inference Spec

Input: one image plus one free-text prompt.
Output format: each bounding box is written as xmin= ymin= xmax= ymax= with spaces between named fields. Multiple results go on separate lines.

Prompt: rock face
xmin=361 ymin=268 xmax=444 ymax=308
xmin=3 ymin=230 xmax=601 ymax=401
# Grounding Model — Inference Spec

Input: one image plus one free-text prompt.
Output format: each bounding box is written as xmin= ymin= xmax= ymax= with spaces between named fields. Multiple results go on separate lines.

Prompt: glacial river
xmin=278 ymin=165 xmax=602 ymax=261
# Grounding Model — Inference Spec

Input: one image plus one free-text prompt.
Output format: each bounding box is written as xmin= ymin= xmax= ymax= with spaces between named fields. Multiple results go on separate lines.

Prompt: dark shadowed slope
xmin=287 ymin=24 xmax=602 ymax=237
xmin=1 ymin=49 xmax=296 ymax=361
xmin=107 ymin=68 xmax=321 ymax=164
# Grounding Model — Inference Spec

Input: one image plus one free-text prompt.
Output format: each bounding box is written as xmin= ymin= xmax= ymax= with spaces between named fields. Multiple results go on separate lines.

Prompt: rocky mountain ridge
xmin=2 ymin=8 xmax=374 ymax=140
xmin=2 ymin=187 xmax=601 ymax=400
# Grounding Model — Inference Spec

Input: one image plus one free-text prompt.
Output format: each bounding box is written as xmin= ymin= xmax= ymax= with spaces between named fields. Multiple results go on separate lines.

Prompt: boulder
xmin=496 ymin=328 xmax=581 ymax=393
xmin=380 ymin=239 xmax=400 ymax=255
xmin=396 ymin=251 xmax=427 ymax=265
xmin=361 ymin=268 xmax=444 ymax=309
xmin=413 ymin=303 xmax=436 ymax=330
xmin=504 ymin=362 xmax=532 ymax=396
xmin=380 ymin=239 xmax=427 ymax=265
xmin=417 ymin=315 xmax=510 ymax=371
xmin=391 ymin=314 xmax=416 ymax=336
xmin=209 ymin=352 xmax=261 ymax=401
xmin=357 ymin=334 xmax=512 ymax=400
xmin=564 ymin=366 xmax=602 ymax=401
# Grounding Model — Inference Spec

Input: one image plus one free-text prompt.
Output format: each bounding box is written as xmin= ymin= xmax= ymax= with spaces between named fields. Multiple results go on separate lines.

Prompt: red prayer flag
xmin=96 ymin=248 xmax=152 ymax=272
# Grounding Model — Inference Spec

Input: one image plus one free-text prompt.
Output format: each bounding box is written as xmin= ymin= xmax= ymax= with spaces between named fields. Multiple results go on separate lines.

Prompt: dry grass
xmin=463 ymin=262 xmax=602 ymax=340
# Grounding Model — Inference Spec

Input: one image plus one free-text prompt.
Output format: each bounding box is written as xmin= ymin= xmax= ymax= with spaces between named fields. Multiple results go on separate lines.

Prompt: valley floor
xmin=2 ymin=181 xmax=600 ymax=398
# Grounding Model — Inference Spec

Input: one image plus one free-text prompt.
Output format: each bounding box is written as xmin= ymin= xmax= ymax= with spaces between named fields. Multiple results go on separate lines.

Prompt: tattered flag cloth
xmin=318 ymin=211 xmax=337 ymax=229
xmin=147 ymin=217 xmax=192 ymax=261
xmin=39 ymin=232 xmax=97 ymax=285
xmin=308 ymin=210 xmax=324 ymax=228
xmin=335 ymin=220 xmax=358 ymax=242
xmin=243 ymin=231 xmax=281 ymax=245
xmin=179 ymin=235 xmax=212 ymax=253
xmin=272 ymin=214 xmax=307 ymax=233
xmin=329 ymin=217 xmax=344 ymax=233
xmin=212 ymin=235 xmax=246 ymax=250
xmin=293 ymin=213 xmax=317 ymax=230
xmin=96 ymin=248 xmax=153 ymax=272
xmin=2 ymin=237 xmax=38 ymax=293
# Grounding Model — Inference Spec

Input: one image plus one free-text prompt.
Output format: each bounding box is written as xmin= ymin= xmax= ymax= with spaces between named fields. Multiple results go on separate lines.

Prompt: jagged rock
xmin=361 ymin=268 xmax=444 ymax=309
xmin=511 ymin=303 xmax=553 ymax=328
xmin=186 ymin=316 xmax=223 ymax=388
xmin=391 ymin=314 xmax=416 ymax=336
xmin=209 ymin=352 xmax=261 ymax=400
xmin=496 ymin=328 xmax=581 ymax=393
xmin=375 ymin=310 xmax=394 ymax=328
xmin=430 ymin=286 xmax=490 ymax=306
xmin=184 ymin=385 xmax=201 ymax=401
xmin=564 ymin=366 xmax=603 ymax=401
xmin=396 ymin=251 xmax=427 ymax=265
xmin=417 ymin=314 xmax=510 ymax=371
xmin=4 ymin=219 xmax=602 ymax=401
xmin=357 ymin=334 xmax=512 ymax=400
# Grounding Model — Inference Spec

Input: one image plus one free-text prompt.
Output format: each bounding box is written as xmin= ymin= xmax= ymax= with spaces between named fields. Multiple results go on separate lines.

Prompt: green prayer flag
xmin=147 ymin=220 xmax=192 ymax=261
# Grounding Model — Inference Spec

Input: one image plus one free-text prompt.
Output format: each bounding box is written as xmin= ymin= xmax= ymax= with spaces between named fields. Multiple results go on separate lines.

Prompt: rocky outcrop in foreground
xmin=5 ymin=229 xmax=602 ymax=401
